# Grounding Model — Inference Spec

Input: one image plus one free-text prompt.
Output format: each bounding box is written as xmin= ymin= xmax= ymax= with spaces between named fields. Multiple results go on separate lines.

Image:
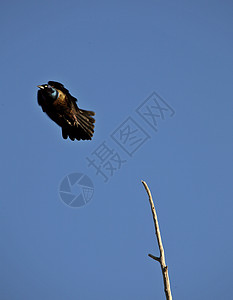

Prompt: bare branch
xmin=148 ymin=253 xmax=160 ymax=262
xmin=141 ymin=180 xmax=172 ymax=300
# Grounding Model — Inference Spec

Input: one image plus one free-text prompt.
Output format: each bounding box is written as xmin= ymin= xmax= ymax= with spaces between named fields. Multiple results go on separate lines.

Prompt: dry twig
xmin=141 ymin=180 xmax=172 ymax=300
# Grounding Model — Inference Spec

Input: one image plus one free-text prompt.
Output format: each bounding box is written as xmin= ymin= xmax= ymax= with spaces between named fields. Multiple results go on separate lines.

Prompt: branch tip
xmin=148 ymin=253 xmax=160 ymax=262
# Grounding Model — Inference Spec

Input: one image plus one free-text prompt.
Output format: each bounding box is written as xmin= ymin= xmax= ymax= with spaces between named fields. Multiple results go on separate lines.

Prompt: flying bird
xmin=37 ymin=81 xmax=95 ymax=141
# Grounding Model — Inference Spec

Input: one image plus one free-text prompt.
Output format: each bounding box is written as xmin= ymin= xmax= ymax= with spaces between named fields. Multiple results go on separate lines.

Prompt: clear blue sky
xmin=1 ymin=1 xmax=233 ymax=299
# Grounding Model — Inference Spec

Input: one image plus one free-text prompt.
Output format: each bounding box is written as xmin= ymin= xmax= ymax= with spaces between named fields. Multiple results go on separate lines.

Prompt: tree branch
xmin=141 ymin=180 xmax=172 ymax=300
xmin=148 ymin=253 xmax=160 ymax=262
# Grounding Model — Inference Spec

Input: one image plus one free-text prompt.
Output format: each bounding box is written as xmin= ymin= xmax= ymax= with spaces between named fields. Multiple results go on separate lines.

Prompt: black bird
xmin=37 ymin=81 xmax=95 ymax=141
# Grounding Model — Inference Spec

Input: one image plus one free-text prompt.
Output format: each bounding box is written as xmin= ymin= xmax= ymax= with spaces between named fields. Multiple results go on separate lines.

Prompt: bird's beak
xmin=37 ymin=85 xmax=44 ymax=89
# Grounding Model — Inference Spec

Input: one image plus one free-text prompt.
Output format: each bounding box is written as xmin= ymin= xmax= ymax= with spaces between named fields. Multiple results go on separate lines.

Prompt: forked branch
xmin=141 ymin=180 xmax=172 ymax=300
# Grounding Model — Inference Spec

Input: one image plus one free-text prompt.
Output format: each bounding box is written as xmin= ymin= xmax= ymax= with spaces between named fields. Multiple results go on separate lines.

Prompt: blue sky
xmin=1 ymin=1 xmax=233 ymax=299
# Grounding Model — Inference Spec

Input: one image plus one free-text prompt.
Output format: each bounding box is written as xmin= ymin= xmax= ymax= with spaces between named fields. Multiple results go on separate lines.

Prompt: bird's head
xmin=37 ymin=84 xmax=59 ymax=100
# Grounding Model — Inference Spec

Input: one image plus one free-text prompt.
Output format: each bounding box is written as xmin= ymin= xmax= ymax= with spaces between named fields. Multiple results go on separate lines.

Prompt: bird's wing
xmin=56 ymin=92 xmax=95 ymax=141
xmin=48 ymin=81 xmax=82 ymax=124
xmin=37 ymin=89 xmax=46 ymax=112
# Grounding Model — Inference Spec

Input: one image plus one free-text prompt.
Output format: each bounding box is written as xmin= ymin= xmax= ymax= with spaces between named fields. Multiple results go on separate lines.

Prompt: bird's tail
xmin=77 ymin=109 xmax=95 ymax=139
xmin=63 ymin=109 xmax=95 ymax=141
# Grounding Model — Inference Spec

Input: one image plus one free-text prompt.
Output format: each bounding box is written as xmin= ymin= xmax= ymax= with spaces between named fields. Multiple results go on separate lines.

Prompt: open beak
xmin=37 ymin=85 xmax=44 ymax=89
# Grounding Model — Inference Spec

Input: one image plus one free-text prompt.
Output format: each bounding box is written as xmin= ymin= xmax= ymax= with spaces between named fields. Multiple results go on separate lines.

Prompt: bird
xmin=37 ymin=81 xmax=95 ymax=141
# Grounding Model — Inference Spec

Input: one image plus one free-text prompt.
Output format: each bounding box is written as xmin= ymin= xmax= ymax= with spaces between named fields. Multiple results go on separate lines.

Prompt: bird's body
xmin=37 ymin=81 xmax=95 ymax=141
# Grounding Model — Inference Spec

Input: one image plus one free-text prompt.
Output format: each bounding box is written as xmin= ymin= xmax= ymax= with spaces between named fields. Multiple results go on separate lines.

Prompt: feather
xmin=37 ymin=81 xmax=95 ymax=141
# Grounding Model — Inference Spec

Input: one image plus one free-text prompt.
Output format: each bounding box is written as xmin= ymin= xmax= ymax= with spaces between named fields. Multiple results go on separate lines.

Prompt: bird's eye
xmin=44 ymin=85 xmax=47 ymax=88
